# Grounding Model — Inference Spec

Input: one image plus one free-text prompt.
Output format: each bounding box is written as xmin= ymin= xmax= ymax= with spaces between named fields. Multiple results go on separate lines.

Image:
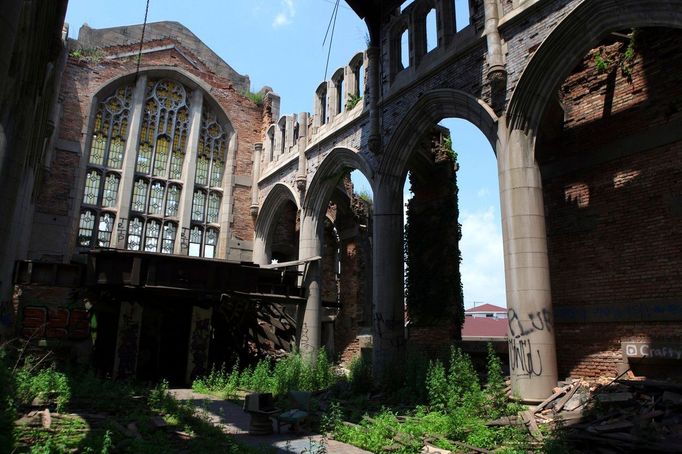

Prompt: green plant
xmin=243 ymin=90 xmax=266 ymax=106
xmin=100 ymin=429 xmax=113 ymax=454
xmin=355 ymin=189 xmax=373 ymax=204
xmin=426 ymin=360 xmax=448 ymax=411
xmin=15 ymin=362 xmax=71 ymax=412
xmin=69 ymin=47 xmax=105 ymax=63
xmin=593 ymin=48 xmax=610 ymax=73
xmin=620 ymin=29 xmax=637 ymax=82
xmin=346 ymin=93 xmax=363 ymax=110
xmin=484 ymin=343 xmax=507 ymax=418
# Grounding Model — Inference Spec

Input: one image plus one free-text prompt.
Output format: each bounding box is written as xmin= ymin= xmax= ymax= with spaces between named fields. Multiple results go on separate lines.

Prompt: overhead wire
xmin=323 ymin=0 xmax=341 ymax=81
xmin=134 ymin=0 xmax=151 ymax=82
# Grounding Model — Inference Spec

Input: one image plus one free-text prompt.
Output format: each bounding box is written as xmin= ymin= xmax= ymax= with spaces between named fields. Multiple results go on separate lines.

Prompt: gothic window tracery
xmin=78 ymin=85 xmax=132 ymax=247
xmin=78 ymin=77 xmax=231 ymax=259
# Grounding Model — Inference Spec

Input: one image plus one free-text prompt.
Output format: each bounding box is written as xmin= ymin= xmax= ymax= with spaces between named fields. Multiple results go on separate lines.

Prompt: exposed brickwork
xmin=35 ymin=150 xmax=79 ymax=216
xmin=270 ymin=201 xmax=299 ymax=261
xmin=539 ymin=29 xmax=682 ymax=378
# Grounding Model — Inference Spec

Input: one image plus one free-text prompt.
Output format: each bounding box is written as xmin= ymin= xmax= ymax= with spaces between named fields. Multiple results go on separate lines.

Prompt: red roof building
xmin=462 ymin=303 xmax=508 ymax=340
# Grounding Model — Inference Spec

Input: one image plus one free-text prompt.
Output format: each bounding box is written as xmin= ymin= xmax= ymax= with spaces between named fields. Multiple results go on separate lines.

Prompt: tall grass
xmin=193 ymin=349 xmax=337 ymax=398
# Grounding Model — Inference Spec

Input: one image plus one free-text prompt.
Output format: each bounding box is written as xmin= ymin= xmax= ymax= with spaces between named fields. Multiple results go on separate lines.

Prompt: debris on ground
xmin=526 ymin=376 xmax=682 ymax=453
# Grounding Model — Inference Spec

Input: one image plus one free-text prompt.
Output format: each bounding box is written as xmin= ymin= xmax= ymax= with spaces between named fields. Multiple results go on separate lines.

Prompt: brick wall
xmin=539 ymin=29 xmax=682 ymax=378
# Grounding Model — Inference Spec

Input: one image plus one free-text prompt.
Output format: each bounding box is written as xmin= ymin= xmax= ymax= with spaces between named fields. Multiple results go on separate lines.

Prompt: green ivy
xmin=404 ymin=134 xmax=464 ymax=332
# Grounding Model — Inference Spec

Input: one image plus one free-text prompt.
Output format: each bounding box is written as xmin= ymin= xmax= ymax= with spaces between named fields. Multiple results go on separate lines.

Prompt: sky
xmin=64 ymin=0 xmax=505 ymax=308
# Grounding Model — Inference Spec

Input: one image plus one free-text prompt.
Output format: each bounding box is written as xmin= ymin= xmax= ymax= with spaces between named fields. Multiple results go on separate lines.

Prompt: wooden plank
xmin=521 ymin=410 xmax=544 ymax=441
xmin=535 ymin=387 xmax=567 ymax=412
xmin=553 ymin=384 xmax=580 ymax=412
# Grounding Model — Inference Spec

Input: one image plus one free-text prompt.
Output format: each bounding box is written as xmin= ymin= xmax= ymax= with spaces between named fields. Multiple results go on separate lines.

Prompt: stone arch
xmin=303 ymin=147 xmax=374 ymax=220
xmin=90 ymin=66 xmax=235 ymax=132
xmin=252 ymin=183 xmax=300 ymax=265
xmin=380 ymin=88 xmax=499 ymax=188
xmin=508 ymin=0 xmax=682 ymax=135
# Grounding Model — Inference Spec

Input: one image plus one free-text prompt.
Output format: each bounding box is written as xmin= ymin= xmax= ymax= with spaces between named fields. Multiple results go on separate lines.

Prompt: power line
xmin=134 ymin=0 xmax=150 ymax=82
xmin=323 ymin=0 xmax=340 ymax=81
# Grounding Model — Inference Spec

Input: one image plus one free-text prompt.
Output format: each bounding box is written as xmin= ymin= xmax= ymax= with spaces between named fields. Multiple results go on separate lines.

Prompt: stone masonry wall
xmin=539 ymin=29 xmax=682 ymax=379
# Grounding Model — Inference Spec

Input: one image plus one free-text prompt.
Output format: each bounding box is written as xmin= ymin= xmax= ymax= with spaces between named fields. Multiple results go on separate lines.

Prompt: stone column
xmin=366 ymin=46 xmax=381 ymax=153
xmin=498 ymin=125 xmax=557 ymax=402
xmin=371 ymin=177 xmax=405 ymax=376
xmin=111 ymin=75 xmax=147 ymax=249
xmin=175 ymin=89 xmax=204 ymax=254
xmin=250 ymin=143 xmax=262 ymax=216
xmin=298 ymin=212 xmax=321 ymax=359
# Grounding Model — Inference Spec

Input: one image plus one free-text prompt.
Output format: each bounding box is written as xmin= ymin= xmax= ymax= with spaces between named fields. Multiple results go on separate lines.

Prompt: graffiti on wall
xmin=21 ymin=306 xmax=89 ymax=339
xmin=187 ymin=306 xmax=212 ymax=382
xmin=114 ymin=302 xmax=143 ymax=378
xmin=507 ymin=308 xmax=552 ymax=378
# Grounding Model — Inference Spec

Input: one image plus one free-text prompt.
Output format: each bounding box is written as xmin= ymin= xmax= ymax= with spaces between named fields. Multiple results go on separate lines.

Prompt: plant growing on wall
xmin=592 ymin=29 xmax=638 ymax=82
xmin=346 ymin=93 xmax=363 ymax=110
xmin=404 ymin=132 xmax=464 ymax=335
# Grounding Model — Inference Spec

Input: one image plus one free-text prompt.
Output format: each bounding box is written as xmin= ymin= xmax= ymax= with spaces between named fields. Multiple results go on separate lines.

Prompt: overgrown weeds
xmin=192 ymin=349 xmax=337 ymax=398
xmin=1 ymin=340 xmax=262 ymax=453
xmin=329 ymin=345 xmax=531 ymax=453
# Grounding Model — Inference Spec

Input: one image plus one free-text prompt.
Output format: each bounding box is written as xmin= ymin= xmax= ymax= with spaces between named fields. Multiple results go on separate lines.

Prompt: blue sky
xmin=65 ymin=0 xmax=505 ymax=308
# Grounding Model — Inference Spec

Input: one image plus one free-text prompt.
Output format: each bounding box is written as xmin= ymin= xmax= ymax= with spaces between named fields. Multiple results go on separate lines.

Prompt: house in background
xmin=462 ymin=303 xmax=508 ymax=341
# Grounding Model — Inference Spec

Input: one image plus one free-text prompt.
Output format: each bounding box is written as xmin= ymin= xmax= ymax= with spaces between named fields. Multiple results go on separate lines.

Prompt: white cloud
xmin=459 ymin=207 xmax=506 ymax=308
xmin=477 ymin=187 xmax=490 ymax=198
xmin=272 ymin=0 xmax=296 ymax=28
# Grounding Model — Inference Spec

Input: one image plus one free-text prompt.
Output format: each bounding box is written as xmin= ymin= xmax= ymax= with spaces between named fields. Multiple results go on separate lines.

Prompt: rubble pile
xmin=532 ymin=377 xmax=682 ymax=452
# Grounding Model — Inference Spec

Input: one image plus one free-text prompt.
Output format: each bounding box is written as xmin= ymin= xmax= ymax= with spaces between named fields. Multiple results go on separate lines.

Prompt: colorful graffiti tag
xmin=22 ymin=306 xmax=89 ymax=339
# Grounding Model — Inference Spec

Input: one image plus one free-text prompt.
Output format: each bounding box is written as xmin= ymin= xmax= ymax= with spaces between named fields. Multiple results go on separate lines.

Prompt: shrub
xmin=426 ymin=359 xmax=448 ymax=411
xmin=485 ymin=343 xmax=507 ymax=418
xmin=15 ymin=362 xmax=71 ymax=412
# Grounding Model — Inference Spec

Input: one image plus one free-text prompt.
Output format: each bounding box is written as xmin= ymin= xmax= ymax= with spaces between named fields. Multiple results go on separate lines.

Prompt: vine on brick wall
xmin=593 ymin=28 xmax=638 ymax=82
xmin=404 ymin=135 xmax=464 ymax=336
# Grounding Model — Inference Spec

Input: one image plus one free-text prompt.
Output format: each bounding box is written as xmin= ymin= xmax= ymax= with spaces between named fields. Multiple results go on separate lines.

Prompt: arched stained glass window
xmin=79 ymin=85 xmax=131 ymax=249
xmin=204 ymin=228 xmax=218 ymax=258
xmin=144 ymin=220 xmax=161 ymax=252
xmin=127 ymin=218 xmax=144 ymax=251
xmin=207 ymin=192 xmax=221 ymax=224
xmin=83 ymin=170 xmax=101 ymax=205
xmin=190 ymin=106 xmax=228 ymax=257
xmin=153 ymin=136 xmax=170 ymax=177
xmin=77 ymin=77 xmax=233 ymax=259
xmin=189 ymin=226 xmax=203 ymax=257
xmin=195 ymin=156 xmax=209 ymax=186
xmin=148 ymin=181 xmax=165 ymax=215
xmin=78 ymin=210 xmax=96 ymax=247
xmin=165 ymin=184 xmax=181 ymax=217
xmin=102 ymin=174 xmax=120 ymax=208
xmin=192 ymin=190 xmax=206 ymax=222
xmin=161 ymin=222 xmax=177 ymax=254
xmin=131 ymin=179 xmax=149 ymax=212
xmin=196 ymin=109 xmax=227 ymax=189
xmin=97 ymin=213 xmax=115 ymax=247
xmin=137 ymin=79 xmax=189 ymax=180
